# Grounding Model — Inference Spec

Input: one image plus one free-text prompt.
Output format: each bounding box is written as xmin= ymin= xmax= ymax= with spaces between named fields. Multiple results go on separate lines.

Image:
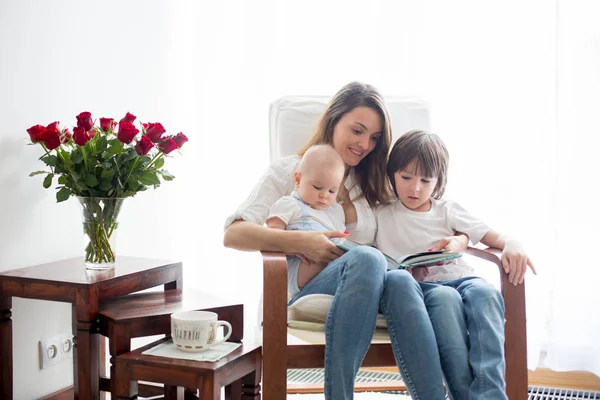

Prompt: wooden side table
xmin=0 ymin=256 xmax=182 ymax=400
xmin=114 ymin=337 xmax=262 ymax=400
xmin=97 ymin=288 xmax=244 ymax=398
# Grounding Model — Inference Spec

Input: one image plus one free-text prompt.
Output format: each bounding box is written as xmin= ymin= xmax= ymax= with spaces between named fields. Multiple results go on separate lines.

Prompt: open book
xmin=331 ymin=237 xmax=462 ymax=270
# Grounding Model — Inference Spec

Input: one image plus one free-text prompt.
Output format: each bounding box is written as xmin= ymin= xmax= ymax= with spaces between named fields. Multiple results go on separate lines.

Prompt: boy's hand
xmin=501 ymin=240 xmax=537 ymax=285
xmin=429 ymin=234 xmax=468 ymax=253
xmin=410 ymin=266 xmax=430 ymax=282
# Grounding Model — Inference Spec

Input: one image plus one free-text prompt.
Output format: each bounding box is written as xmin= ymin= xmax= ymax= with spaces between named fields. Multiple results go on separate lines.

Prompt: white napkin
xmin=142 ymin=339 xmax=242 ymax=362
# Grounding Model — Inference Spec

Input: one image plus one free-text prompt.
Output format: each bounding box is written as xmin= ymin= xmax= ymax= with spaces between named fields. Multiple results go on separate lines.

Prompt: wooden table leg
xmin=241 ymin=358 xmax=262 ymax=400
xmin=0 ymin=295 xmax=12 ymax=400
xmin=73 ymin=305 xmax=100 ymax=400
xmin=200 ymin=380 xmax=221 ymax=400
xmin=164 ymin=263 xmax=183 ymax=291
xmin=109 ymin=327 xmax=136 ymax=398
xmin=226 ymin=380 xmax=242 ymax=400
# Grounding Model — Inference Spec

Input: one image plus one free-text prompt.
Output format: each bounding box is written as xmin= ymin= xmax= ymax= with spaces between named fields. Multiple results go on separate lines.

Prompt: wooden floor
xmin=39 ymin=368 xmax=600 ymax=398
xmin=357 ymin=367 xmax=600 ymax=392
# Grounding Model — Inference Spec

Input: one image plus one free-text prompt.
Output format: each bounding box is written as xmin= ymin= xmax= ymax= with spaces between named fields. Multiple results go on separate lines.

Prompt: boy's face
xmin=294 ymin=166 xmax=344 ymax=210
xmin=394 ymin=160 xmax=438 ymax=212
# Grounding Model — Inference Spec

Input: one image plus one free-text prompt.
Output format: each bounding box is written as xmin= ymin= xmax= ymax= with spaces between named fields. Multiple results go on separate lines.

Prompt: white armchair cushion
xmin=269 ymin=96 xmax=431 ymax=161
xmin=288 ymin=294 xmax=388 ymax=328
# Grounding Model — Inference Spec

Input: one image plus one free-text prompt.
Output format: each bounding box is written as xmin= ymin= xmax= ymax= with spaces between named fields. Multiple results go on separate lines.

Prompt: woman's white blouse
xmin=224 ymin=155 xmax=377 ymax=246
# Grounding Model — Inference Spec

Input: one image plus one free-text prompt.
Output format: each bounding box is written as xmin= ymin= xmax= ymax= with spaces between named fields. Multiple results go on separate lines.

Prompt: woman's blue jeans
xmin=289 ymin=246 xmax=447 ymax=400
xmin=420 ymin=277 xmax=507 ymax=400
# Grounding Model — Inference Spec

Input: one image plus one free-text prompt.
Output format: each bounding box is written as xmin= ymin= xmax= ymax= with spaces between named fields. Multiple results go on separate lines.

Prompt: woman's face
xmin=332 ymin=106 xmax=383 ymax=167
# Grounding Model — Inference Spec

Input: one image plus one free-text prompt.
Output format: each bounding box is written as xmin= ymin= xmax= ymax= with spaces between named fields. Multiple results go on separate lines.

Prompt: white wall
xmin=1 ymin=1 xmax=559 ymax=398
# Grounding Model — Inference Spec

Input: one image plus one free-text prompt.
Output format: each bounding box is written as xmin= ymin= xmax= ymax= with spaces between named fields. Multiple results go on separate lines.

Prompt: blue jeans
xmin=420 ymin=277 xmax=507 ymax=400
xmin=289 ymin=246 xmax=447 ymax=400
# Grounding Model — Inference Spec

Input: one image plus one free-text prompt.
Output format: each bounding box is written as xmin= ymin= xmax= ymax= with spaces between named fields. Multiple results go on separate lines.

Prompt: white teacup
xmin=170 ymin=310 xmax=232 ymax=352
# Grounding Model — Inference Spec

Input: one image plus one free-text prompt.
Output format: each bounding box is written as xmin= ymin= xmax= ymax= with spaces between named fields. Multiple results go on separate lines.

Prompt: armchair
xmin=260 ymin=96 xmax=528 ymax=400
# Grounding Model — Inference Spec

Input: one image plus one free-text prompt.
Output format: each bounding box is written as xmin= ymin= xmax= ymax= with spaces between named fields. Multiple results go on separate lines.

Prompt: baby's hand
xmin=502 ymin=241 xmax=537 ymax=285
xmin=410 ymin=266 xmax=430 ymax=282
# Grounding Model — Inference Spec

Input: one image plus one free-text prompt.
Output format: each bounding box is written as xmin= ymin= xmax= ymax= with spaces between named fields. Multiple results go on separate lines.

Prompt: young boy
xmin=266 ymin=144 xmax=347 ymax=300
xmin=376 ymin=130 xmax=536 ymax=400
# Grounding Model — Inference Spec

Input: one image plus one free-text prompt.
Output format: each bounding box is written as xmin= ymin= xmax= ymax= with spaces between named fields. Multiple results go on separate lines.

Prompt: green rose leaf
xmin=41 ymin=155 xmax=58 ymax=167
xmin=71 ymin=149 xmax=83 ymax=164
xmin=96 ymin=136 xmax=108 ymax=152
xmin=154 ymin=157 xmax=165 ymax=169
xmin=160 ymin=170 xmax=175 ymax=181
xmin=138 ymin=171 xmax=160 ymax=186
xmin=101 ymin=169 xmax=115 ymax=180
xmin=84 ymin=174 xmax=99 ymax=187
xmin=98 ymin=180 xmax=113 ymax=191
xmin=43 ymin=173 xmax=53 ymax=189
xmin=58 ymin=176 xmax=67 ymax=185
xmin=107 ymin=143 xmax=123 ymax=154
xmin=29 ymin=171 xmax=47 ymax=177
xmin=56 ymin=187 xmax=72 ymax=202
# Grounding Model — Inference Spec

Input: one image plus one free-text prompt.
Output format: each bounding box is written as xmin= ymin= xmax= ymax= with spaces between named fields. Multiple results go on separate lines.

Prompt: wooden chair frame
xmin=260 ymin=247 xmax=528 ymax=400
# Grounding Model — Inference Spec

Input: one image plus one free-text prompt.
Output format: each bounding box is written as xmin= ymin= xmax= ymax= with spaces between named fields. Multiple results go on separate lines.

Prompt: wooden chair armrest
xmin=260 ymin=251 xmax=289 ymax=400
xmin=466 ymin=246 xmax=528 ymax=399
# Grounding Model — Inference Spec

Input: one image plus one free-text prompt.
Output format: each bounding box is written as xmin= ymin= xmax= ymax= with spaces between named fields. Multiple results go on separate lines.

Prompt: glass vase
xmin=77 ymin=197 xmax=125 ymax=270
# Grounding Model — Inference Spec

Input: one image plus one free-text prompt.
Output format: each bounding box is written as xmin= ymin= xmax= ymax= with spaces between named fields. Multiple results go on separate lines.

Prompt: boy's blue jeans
xmin=289 ymin=246 xmax=448 ymax=399
xmin=420 ymin=277 xmax=507 ymax=400
xmin=289 ymin=247 xmax=507 ymax=400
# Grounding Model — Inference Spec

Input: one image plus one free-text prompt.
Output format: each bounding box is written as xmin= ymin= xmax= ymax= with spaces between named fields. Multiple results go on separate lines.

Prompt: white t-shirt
xmin=375 ymin=198 xmax=491 ymax=282
xmin=267 ymin=191 xmax=346 ymax=300
xmin=267 ymin=192 xmax=346 ymax=232
xmin=224 ymin=155 xmax=378 ymax=246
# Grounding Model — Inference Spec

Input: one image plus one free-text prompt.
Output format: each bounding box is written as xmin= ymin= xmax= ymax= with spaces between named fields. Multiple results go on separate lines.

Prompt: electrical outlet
xmin=39 ymin=333 xmax=74 ymax=370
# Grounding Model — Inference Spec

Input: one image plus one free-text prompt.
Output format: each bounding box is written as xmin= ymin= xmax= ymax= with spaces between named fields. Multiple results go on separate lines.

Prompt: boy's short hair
xmin=387 ymin=130 xmax=449 ymax=200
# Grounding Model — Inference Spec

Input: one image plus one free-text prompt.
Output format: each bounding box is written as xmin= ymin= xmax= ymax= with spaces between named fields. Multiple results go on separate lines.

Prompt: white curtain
xmin=541 ymin=0 xmax=600 ymax=375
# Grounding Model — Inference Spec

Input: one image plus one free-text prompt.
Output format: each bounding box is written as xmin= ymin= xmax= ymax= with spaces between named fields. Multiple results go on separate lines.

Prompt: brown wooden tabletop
xmin=115 ymin=337 xmax=262 ymax=399
xmin=0 ymin=256 xmax=183 ymax=400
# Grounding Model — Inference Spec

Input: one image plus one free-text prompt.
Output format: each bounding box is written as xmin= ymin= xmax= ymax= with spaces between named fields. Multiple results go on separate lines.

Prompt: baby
xmin=266 ymin=144 xmax=346 ymax=300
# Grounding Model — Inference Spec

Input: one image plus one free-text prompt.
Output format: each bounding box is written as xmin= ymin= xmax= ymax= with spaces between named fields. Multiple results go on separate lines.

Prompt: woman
xmin=224 ymin=82 xmax=467 ymax=399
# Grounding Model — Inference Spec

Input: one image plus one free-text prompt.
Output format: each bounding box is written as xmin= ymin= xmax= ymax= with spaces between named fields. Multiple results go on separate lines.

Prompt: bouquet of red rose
xmin=26 ymin=111 xmax=188 ymax=268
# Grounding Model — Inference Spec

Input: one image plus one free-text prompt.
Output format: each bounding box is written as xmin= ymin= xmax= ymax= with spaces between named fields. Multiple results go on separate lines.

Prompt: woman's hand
xmin=294 ymin=230 xmax=348 ymax=264
xmin=501 ymin=240 xmax=537 ymax=285
xmin=428 ymin=233 xmax=469 ymax=253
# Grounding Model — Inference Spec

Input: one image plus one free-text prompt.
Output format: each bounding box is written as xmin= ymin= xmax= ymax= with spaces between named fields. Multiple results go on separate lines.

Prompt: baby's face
xmin=296 ymin=166 xmax=344 ymax=210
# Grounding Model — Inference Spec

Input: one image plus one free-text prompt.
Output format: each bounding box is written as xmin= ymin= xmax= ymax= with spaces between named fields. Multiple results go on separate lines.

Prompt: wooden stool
xmin=114 ymin=337 xmax=262 ymax=400
xmin=97 ymin=288 xmax=244 ymax=398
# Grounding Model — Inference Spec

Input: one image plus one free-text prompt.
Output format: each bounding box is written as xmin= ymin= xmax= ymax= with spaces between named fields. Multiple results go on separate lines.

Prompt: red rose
xmin=76 ymin=112 xmax=93 ymax=131
xmin=172 ymin=132 xmax=188 ymax=148
xmin=142 ymin=123 xmax=149 ymax=129
xmin=73 ymin=126 xmax=91 ymax=146
xmin=41 ymin=123 xmax=61 ymax=150
xmin=99 ymin=118 xmax=115 ymax=132
xmin=145 ymin=122 xmax=166 ymax=142
xmin=120 ymin=112 xmax=136 ymax=124
xmin=27 ymin=124 xmax=46 ymax=142
xmin=158 ymin=138 xmax=178 ymax=154
xmin=61 ymin=128 xmax=72 ymax=143
xmin=117 ymin=121 xmax=139 ymax=144
xmin=135 ymin=135 xmax=154 ymax=155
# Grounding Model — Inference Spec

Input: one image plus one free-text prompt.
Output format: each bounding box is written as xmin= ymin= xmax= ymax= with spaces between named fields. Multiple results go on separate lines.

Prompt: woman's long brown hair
xmin=299 ymin=82 xmax=393 ymax=207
